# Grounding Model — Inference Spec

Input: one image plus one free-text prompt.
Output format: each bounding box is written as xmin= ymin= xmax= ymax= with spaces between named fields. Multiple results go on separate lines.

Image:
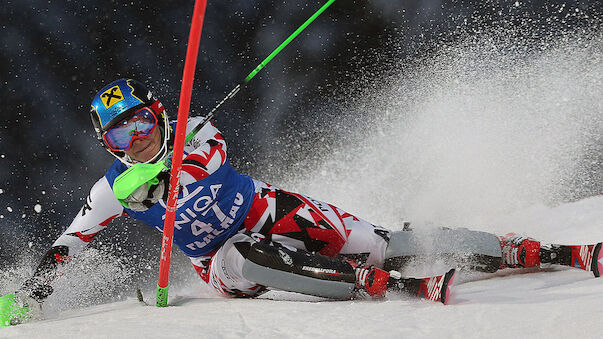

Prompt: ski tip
xmin=441 ymin=268 xmax=456 ymax=305
xmin=592 ymin=243 xmax=602 ymax=278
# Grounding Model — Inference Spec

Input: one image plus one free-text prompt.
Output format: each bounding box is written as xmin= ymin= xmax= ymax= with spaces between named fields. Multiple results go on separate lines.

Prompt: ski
xmin=388 ymin=268 xmax=456 ymax=304
xmin=542 ymin=242 xmax=603 ymax=277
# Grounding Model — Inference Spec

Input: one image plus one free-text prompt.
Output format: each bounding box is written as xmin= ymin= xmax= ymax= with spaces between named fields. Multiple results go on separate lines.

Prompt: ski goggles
xmin=102 ymin=107 xmax=158 ymax=151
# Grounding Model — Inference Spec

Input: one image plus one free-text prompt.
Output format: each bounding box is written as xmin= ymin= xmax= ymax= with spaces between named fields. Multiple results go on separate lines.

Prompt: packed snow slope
xmin=1 ymin=196 xmax=603 ymax=339
xmin=2 ymin=12 xmax=602 ymax=339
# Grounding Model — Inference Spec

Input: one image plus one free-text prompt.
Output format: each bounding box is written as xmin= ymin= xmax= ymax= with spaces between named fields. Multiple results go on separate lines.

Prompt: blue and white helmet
xmin=90 ymin=79 xmax=171 ymax=166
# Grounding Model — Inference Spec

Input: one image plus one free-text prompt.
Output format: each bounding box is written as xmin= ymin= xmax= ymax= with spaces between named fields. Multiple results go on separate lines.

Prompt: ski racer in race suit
xmin=1 ymin=79 xmax=601 ymax=326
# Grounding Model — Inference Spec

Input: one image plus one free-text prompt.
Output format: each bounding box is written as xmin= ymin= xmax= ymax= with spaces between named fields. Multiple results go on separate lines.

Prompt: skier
xmin=1 ymin=79 xmax=601 ymax=326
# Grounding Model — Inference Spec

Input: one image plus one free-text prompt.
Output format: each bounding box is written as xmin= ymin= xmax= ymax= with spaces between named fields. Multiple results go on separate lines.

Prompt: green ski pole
xmin=185 ymin=0 xmax=337 ymax=143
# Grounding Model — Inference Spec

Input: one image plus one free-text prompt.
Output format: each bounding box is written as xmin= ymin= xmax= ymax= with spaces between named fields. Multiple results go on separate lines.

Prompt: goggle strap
xmin=150 ymin=100 xmax=165 ymax=115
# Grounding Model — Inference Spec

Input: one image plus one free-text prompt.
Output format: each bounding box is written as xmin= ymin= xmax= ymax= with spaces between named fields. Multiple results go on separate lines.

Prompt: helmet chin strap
xmin=146 ymin=128 xmax=170 ymax=164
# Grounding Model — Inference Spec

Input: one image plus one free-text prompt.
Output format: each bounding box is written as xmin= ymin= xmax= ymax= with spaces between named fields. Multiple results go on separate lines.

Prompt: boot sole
xmin=440 ymin=268 xmax=456 ymax=305
xmin=592 ymin=243 xmax=602 ymax=278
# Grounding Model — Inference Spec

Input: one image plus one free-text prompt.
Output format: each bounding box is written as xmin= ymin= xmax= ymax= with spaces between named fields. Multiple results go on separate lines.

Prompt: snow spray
xmin=275 ymin=16 xmax=602 ymax=271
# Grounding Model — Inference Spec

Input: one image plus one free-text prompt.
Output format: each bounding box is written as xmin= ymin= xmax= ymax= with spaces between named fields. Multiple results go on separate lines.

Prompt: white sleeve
xmin=52 ymin=176 xmax=125 ymax=257
xmin=180 ymin=118 xmax=228 ymax=186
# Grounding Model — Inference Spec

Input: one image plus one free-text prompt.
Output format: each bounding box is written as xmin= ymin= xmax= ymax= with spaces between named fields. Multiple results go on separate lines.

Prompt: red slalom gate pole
xmin=156 ymin=0 xmax=207 ymax=307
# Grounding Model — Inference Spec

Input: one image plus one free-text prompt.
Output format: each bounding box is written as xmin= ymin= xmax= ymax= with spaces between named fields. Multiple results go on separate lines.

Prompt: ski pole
xmin=156 ymin=0 xmax=207 ymax=308
xmin=184 ymin=0 xmax=337 ymax=143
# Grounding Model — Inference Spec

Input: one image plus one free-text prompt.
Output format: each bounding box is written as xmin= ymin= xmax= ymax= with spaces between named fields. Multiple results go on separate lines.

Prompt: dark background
xmin=0 ymin=1 xmax=600 ymax=278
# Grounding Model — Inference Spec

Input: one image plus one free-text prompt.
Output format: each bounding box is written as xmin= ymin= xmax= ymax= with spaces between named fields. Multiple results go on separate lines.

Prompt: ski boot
xmin=499 ymin=233 xmax=541 ymax=268
xmin=499 ymin=233 xmax=602 ymax=277
xmin=354 ymin=265 xmax=456 ymax=304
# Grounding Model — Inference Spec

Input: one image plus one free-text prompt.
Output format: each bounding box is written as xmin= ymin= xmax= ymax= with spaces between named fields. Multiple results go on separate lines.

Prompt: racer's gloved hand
xmin=122 ymin=171 xmax=170 ymax=211
xmin=0 ymin=291 xmax=42 ymax=327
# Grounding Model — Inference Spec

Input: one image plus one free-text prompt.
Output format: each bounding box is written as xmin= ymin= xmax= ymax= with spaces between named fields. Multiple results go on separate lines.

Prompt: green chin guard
xmin=113 ymin=161 xmax=168 ymax=208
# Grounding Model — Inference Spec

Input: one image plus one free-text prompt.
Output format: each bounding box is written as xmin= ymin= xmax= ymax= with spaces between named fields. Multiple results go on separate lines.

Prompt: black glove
xmin=19 ymin=277 xmax=54 ymax=304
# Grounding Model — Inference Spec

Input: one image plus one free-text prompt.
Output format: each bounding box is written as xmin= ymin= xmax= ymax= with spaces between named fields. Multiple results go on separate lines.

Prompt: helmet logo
xmin=100 ymin=86 xmax=124 ymax=108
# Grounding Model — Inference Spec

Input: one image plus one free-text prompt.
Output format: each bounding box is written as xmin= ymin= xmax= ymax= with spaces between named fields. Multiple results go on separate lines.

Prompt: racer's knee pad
xmin=383 ymin=228 xmax=502 ymax=272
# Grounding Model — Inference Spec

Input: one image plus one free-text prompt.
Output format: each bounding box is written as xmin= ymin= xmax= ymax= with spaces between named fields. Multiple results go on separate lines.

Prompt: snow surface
xmin=2 ymin=196 xmax=602 ymax=339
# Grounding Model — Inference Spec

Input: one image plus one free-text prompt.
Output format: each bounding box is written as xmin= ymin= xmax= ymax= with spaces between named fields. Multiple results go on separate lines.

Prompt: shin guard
xmin=241 ymin=242 xmax=357 ymax=299
xmin=384 ymin=228 xmax=503 ymax=273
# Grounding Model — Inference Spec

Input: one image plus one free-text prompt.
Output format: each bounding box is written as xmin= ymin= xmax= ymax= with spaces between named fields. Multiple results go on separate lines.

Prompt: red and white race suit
xmin=29 ymin=118 xmax=391 ymax=298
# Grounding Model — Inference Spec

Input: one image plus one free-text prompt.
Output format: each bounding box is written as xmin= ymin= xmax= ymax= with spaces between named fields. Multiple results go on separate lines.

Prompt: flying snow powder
xmin=34 ymin=204 xmax=42 ymax=213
